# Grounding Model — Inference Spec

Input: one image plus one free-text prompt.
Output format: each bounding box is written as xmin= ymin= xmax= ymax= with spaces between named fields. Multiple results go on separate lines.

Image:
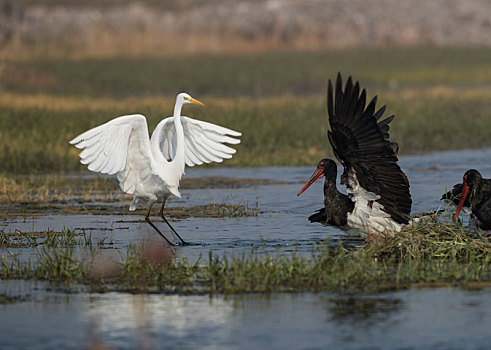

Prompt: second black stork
xmin=298 ymin=73 xmax=412 ymax=236
xmin=450 ymin=169 xmax=491 ymax=237
xmin=441 ymin=169 xmax=491 ymax=208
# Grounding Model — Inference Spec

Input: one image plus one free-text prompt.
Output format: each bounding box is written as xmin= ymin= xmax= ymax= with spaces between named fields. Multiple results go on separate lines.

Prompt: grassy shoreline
xmin=1 ymin=92 xmax=490 ymax=174
xmin=1 ymin=48 xmax=491 ymax=173
xmin=1 ymin=48 xmax=490 ymax=296
xmin=1 ymin=215 xmax=489 ymax=294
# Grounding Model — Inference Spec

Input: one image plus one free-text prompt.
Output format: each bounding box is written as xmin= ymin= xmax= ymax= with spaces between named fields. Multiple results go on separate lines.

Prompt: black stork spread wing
xmin=327 ymin=73 xmax=412 ymax=224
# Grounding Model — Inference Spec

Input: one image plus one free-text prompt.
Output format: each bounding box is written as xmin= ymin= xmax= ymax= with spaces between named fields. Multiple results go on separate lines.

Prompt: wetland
xmin=1 ymin=47 xmax=491 ymax=349
xmin=1 ymin=149 xmax=491 ymax=349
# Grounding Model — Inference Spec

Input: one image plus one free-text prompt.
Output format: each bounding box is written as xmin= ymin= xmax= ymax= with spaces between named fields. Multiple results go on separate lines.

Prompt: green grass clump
xmin=1 ymin=216 xmax=489 ymax=293
xmin=0 ymin=228 xmax=91 ymax=248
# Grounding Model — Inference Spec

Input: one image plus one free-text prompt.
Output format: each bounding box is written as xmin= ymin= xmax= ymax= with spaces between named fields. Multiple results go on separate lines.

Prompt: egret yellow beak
xmin=188 ymin=97 xmax=205 ymax=106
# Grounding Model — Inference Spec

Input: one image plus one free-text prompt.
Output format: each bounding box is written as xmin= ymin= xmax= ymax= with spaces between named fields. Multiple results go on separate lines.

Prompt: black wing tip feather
xmin=329 ymin=72 xmax=398 ymax=153
xmin=327 ymin=79 xmax=334 ymax=119
xmin=373 ymin=105 xmax=387 ymax=121
xmin=330 ymin=72 xmax=396 ymax=127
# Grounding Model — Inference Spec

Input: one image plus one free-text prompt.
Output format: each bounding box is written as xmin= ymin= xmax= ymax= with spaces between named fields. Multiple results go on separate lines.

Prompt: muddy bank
xmin=0 ymin=175 xmax=287 ymax=202
xmin=1 ymin=202 xmax=259 ymax=220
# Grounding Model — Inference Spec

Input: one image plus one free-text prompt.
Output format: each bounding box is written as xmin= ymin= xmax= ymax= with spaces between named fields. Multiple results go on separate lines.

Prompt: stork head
xmin=297 ymin=158 xmax=338 ymax=196
xmin=463 ymin=169 xmax=482 ymax=189
xmin=452 ymin=169 xmax=482 ymax=222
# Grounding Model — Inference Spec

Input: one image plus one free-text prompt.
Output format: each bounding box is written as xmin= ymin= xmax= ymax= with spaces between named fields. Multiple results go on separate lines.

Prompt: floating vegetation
xmin=0 ymin=174 xmax=263 ymax=220
xmin=1 ymin=202 xmax=260 ymax=220
xmin=1 ymin=216 xmax=489 ymax=293
xmin=0 ymin=228 xmax=91 ymax=248
xmin=95 ymin=202 xmax=261 ymax=218
xmin=208 ymin=202 xmax=260 ymax=218
xmin=182 ymin=176 xmax=289 ymax=189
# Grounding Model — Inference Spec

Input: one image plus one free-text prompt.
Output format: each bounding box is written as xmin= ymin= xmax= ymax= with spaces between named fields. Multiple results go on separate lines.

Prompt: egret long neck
xmin=171 ymin=107 xmax=185 ymax=172
xmin=173 ymin=102 xmax=184 ymax=118
xmin=150 ymin=101 xmax=186 ymax=187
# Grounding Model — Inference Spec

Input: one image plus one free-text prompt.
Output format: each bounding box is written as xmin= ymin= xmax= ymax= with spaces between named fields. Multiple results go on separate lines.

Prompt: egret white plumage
xmin=69 ymin=93 xmax=241 ymax=246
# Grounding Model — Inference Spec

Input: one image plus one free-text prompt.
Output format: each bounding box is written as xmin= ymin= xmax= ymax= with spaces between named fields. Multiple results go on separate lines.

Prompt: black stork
xmin=441 ymin=170 xmax=491 ymax=208
xmin=450 ymin=169 xmax=491 ymax=237
xmin=297 ymin=73 xmax=412 ymax=236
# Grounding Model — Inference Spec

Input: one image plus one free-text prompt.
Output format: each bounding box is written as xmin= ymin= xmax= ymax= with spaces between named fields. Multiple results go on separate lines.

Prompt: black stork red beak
xmin=452 ymin=174 xmax=470 ymax=222
xmin=297 ymin=166 xmax=324 ymax=196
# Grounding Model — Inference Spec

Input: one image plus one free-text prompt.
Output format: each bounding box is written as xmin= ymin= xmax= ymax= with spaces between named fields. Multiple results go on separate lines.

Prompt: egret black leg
xmin=160 ymin=199 xmax=188 ymax=246
xmin=144 ymin=204 xmax=175 ymax=246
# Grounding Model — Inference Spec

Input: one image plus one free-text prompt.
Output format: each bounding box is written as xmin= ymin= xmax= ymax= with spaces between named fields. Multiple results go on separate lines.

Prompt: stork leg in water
xmin=159 ymin=199 xmax=187 ymax=246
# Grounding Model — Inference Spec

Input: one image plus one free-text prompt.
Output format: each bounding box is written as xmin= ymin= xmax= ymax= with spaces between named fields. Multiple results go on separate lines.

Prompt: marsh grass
xmin=1 ymin=214 xmax=489 ymax=293
xmin=1 ymin=92 xmax=490 ymax=174
xmin=1 ymin=201 xmax=260 ymax=221
xmin=0 ymin=174 xmax=124 ymax=203
xmin=0 ymin=174 xmax=285 ymax=203
xmin=0 ymin=174 xmax=262 ymax=220
xmin=4 ymin=48 xmax=491 ymax=97
xmin=0 ymin=228 xmax=90 ymax=248
xmin=110 ymin=202 xmax=260 ymax=219
xmin=1 ymin=48 xmax=491 ymax=173
xmin=0 ymin=172 xmax=261 ymax=219
xmin=0 ymin=175 xmax=266 ymax=219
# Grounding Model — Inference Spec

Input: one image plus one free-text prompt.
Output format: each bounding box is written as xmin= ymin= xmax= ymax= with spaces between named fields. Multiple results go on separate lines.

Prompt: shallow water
xmin=1 ymin=280 xmax=490 ymax=350
xmin=1 ymin=148 xmax=491 ymax=349
xmin=2 ymin=148 xmax=490 ymax=260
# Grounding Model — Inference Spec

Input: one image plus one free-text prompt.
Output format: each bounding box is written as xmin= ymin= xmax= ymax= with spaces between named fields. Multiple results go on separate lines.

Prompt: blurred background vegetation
xmin=0 ymin=0 xmax=490 ymax=174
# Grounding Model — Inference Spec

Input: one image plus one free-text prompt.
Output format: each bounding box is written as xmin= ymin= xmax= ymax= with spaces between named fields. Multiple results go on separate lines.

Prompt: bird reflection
xmin=326 ymin=296 xmax=403 ymax=325
xmin=85 ymin=294 xmax=156 ymax=350
xmin=85 ymin=239 xmax=173 ymax=350
xmin=132 ymin=295 xmax=155 ymax=350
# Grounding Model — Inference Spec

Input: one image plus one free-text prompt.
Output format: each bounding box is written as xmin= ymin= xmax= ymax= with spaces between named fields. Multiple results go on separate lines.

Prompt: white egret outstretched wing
xmin=157 ymin=116 xmax=241 ymax=166
xmin=69 ymin=114 xmax=156 ymax=194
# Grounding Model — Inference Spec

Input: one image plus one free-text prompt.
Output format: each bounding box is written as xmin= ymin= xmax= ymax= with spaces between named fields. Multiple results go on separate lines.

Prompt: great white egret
xmin=297 ymin=73 xmax=412 ymax=236
xmin=69 ymin=93 xmax=241 ymax=246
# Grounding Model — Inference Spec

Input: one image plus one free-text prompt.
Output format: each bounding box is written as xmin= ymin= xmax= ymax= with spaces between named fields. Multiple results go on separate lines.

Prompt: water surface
xmin=1 ymin=280 xmax=489 ymax=350
xmin=1 ymin=148 xmax=490 ymax=349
